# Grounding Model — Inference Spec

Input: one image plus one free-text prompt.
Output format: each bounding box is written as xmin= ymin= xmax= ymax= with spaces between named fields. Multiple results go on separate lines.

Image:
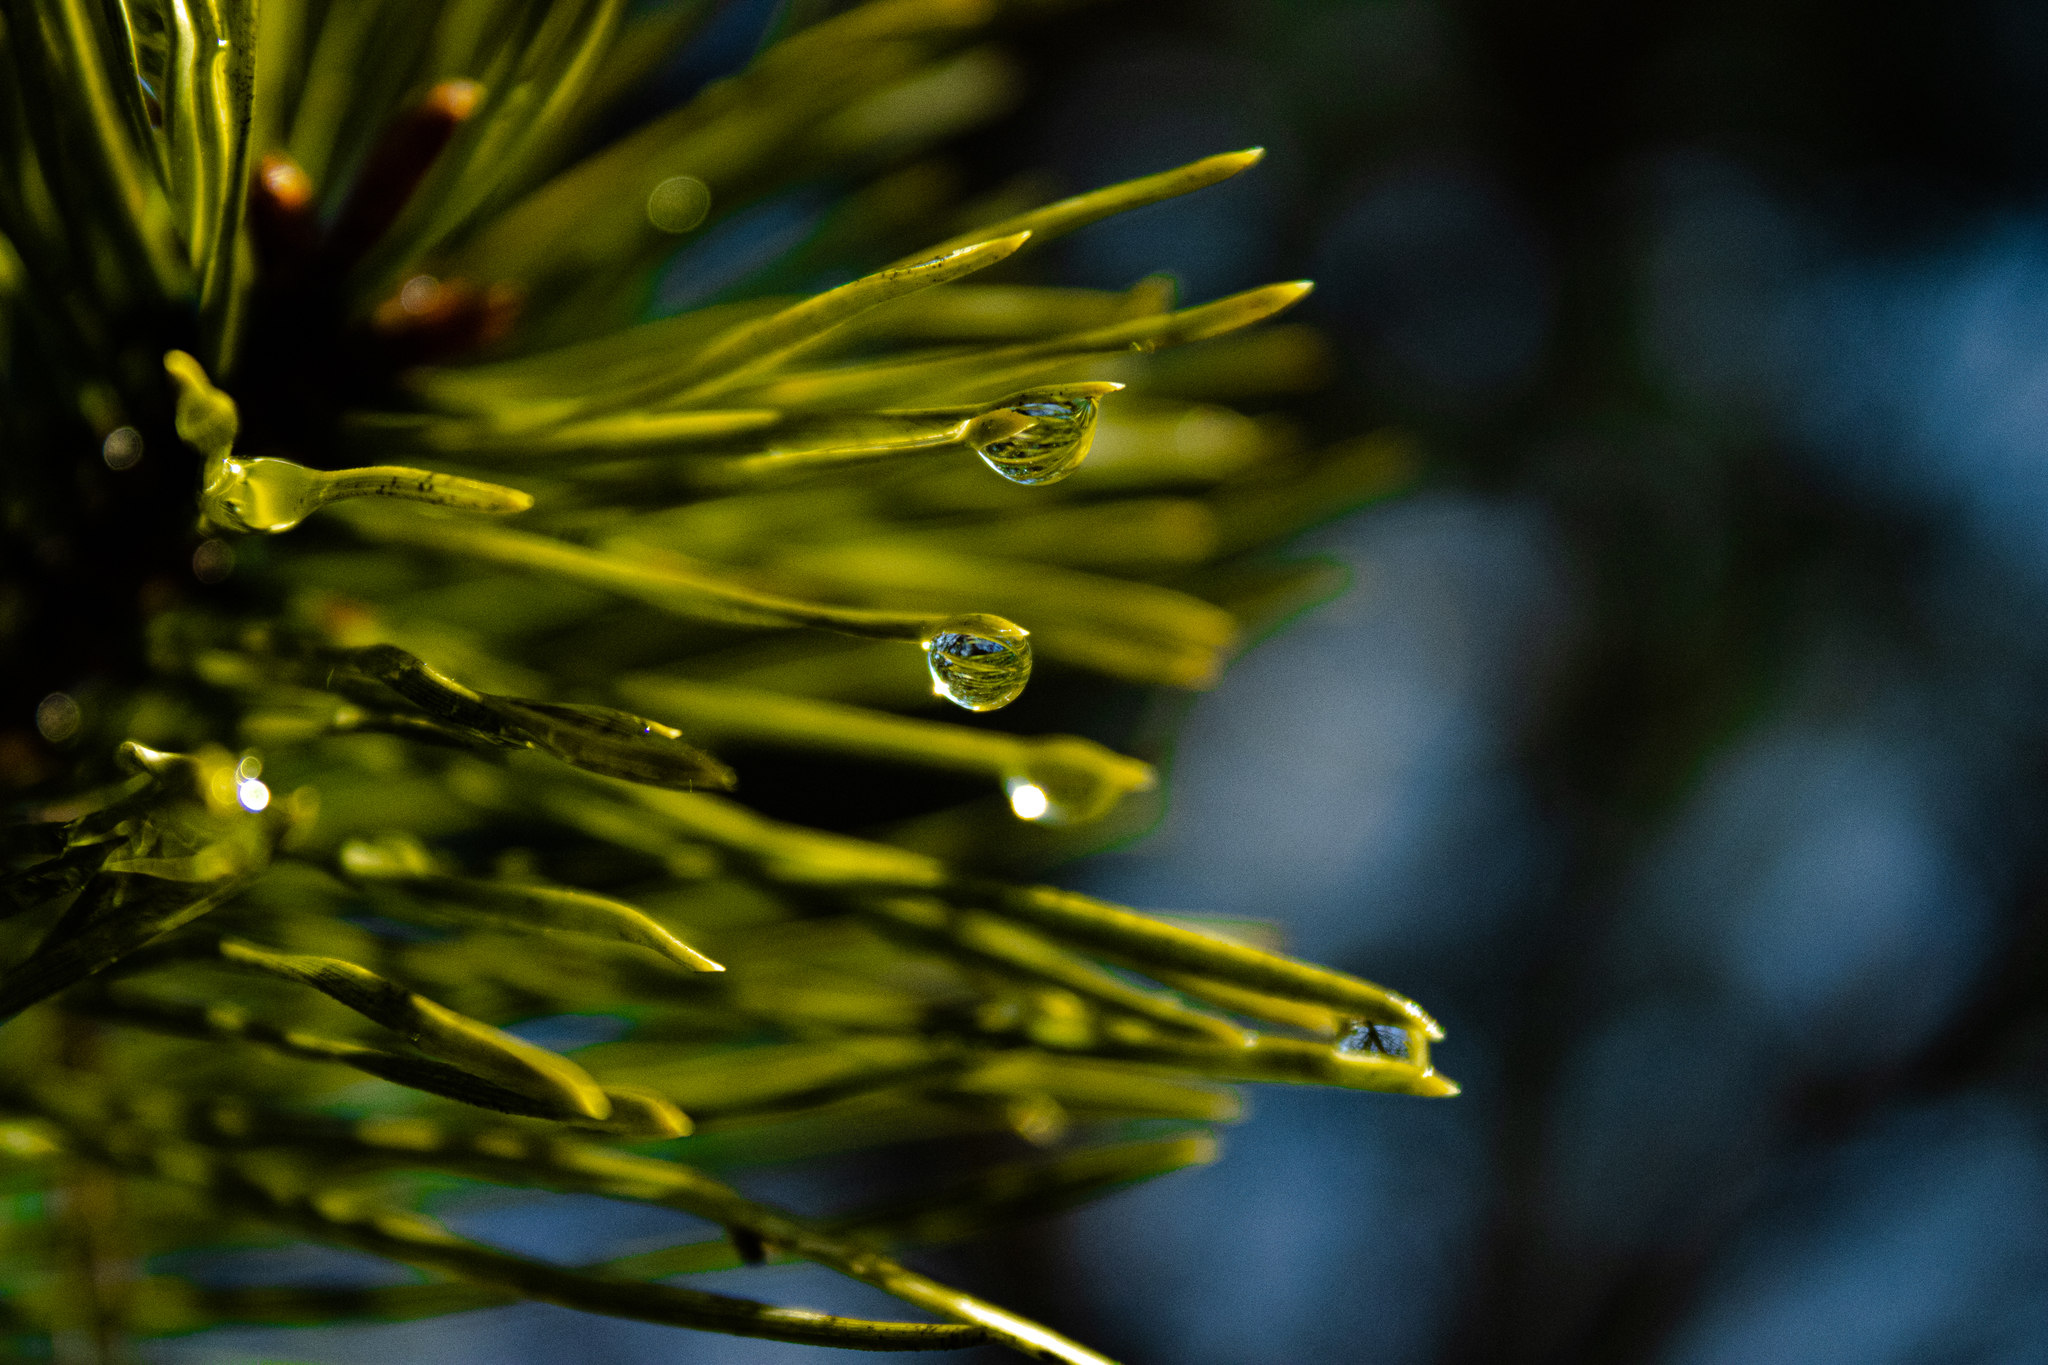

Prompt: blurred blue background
xmin=153 ymin=0 xmax=2048 ymax=1361
xmin=1000 ymin=0 xmax=2048 ymax=1359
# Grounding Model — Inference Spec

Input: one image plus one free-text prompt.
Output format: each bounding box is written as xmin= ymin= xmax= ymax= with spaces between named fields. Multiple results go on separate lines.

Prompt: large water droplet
xmin=967 ymin=383 xmax=1122 ymax=486
xmin=921 ymin=613 xmax=1032 ymax=711
xmin=200 ymin=455 xmax=326 ymax=532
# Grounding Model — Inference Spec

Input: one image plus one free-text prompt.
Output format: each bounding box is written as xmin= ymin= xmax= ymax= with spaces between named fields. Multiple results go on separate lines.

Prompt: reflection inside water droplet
xmin=236 ymin=778 xmax=271 ymax=812
xmin=967 ymin=384 xmax=1121 ymax=486
xmin=921 ymin=613 xmax=1032 ymax=711
xmin=1337 ymin=1021 xmax=1410 ymax=1058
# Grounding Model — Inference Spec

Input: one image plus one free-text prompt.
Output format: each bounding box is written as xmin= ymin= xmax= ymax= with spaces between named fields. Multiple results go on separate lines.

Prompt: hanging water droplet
xmin=921 ymin=613 xmax=1032 ymax=711
xmin=966 ymin=382 xmax=1124 ymax=486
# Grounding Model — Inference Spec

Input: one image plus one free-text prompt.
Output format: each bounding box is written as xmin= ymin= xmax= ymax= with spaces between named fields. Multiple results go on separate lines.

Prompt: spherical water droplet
xmin=1001 ymin=736 xmax=1157 ymax=824
xmin=192 ymin=538 xmax=236 ymax=582
xmin=236 ymin=778 xmax=271 ymax=812
xmin=399 ymin=274 xmax=441 ymax=315
xmin=101 ymin=426 xmax=143 ymax=470
xmin=967 ymin=383 xmax=1122 ymax=486
xmin=34 ymin=693 xmax=80 ymax=743
xmin=647 ymin=175 xmax=712 ymax=233
xmin=1006 ymin=781 xmax=1050 ymax=821
xmin=921 ymin=613 xmax=1032 ymax=711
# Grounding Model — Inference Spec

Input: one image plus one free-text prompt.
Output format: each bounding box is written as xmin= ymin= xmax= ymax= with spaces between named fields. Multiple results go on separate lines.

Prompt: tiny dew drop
xmin=921 ymin=613 xmax=1032 ymax=711
xmin=1337 ymin=1021 xmax=1410 ymax=1059
xmin=966 ymin=383 xmax=1123 ymax=486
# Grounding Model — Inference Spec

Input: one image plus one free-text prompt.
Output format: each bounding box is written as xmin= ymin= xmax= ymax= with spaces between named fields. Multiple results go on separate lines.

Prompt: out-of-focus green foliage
xmin=0 ymin=0 xmax=1434 ymax=1359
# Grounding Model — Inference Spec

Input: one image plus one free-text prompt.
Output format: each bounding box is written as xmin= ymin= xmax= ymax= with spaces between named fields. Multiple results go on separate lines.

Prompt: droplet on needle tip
xmin=922 ymin=614 xmax=1032 ymax=711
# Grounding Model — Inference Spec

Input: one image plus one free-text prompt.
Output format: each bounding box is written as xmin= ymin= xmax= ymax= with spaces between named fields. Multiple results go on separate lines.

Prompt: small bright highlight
xmin=1007 ymin=782 xmax=1050 ymax=821
xmin=236 ymin=778 xmax=271 ymax=812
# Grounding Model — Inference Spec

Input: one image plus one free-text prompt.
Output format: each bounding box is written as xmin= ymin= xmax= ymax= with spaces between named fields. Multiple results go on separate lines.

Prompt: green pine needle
xmin=0 ymin=1 xmax=1434 ymax=1360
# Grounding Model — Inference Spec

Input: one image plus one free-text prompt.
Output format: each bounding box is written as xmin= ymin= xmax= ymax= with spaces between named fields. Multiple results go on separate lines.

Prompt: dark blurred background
xmin=1020 ymin=1 xmax=2048 ymax=1361
xmin=156 ymin=0 xmax=2048 ymax=1360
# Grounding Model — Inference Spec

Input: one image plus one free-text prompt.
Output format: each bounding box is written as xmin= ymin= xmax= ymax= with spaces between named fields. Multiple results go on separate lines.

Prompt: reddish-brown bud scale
xmin=248 ymin=154 xmax=319 ymax=280
xmin=370 ymin=276 xmax=522 ymax=367
xmin=323 ymin=79 xmax=483 ymax=271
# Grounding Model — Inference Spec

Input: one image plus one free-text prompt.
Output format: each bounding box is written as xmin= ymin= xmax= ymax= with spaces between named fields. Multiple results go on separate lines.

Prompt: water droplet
xmin=236 ymin=778 xmax=271 ymax=812
xmin=399 ymin=274 xmax=441 ymax=315
xmin=339 ymin=832 xmax=439 ymax=879
xmin=1006 ymin=781 xmax=1050 ymax=821
xmin=192 ymin=538 xmax=236 ymax=582
xmin=101 ymin=426 xmax=143 ymax=470
xmin=1002 ymin=738 xmax=1156 ymax=824
xmin=967 ymin=383 xmax=1122 ymax=486
xmin=34 ymin=693 xmax=80 ymax=743
xmin=647 ymin=175 xmax=712 ymax=233
xmin=1337 ymin=1021 xmax=1410 ymax=1058
xmin=200 ymin=455 xmax=326 ymax=532
xmin=921 ymin=614 xmax=1032 ymax=711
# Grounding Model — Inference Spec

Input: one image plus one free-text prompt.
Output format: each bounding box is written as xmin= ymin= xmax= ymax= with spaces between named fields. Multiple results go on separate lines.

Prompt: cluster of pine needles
xmin=0 ymin=0 xmax=1450 ymax=1359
